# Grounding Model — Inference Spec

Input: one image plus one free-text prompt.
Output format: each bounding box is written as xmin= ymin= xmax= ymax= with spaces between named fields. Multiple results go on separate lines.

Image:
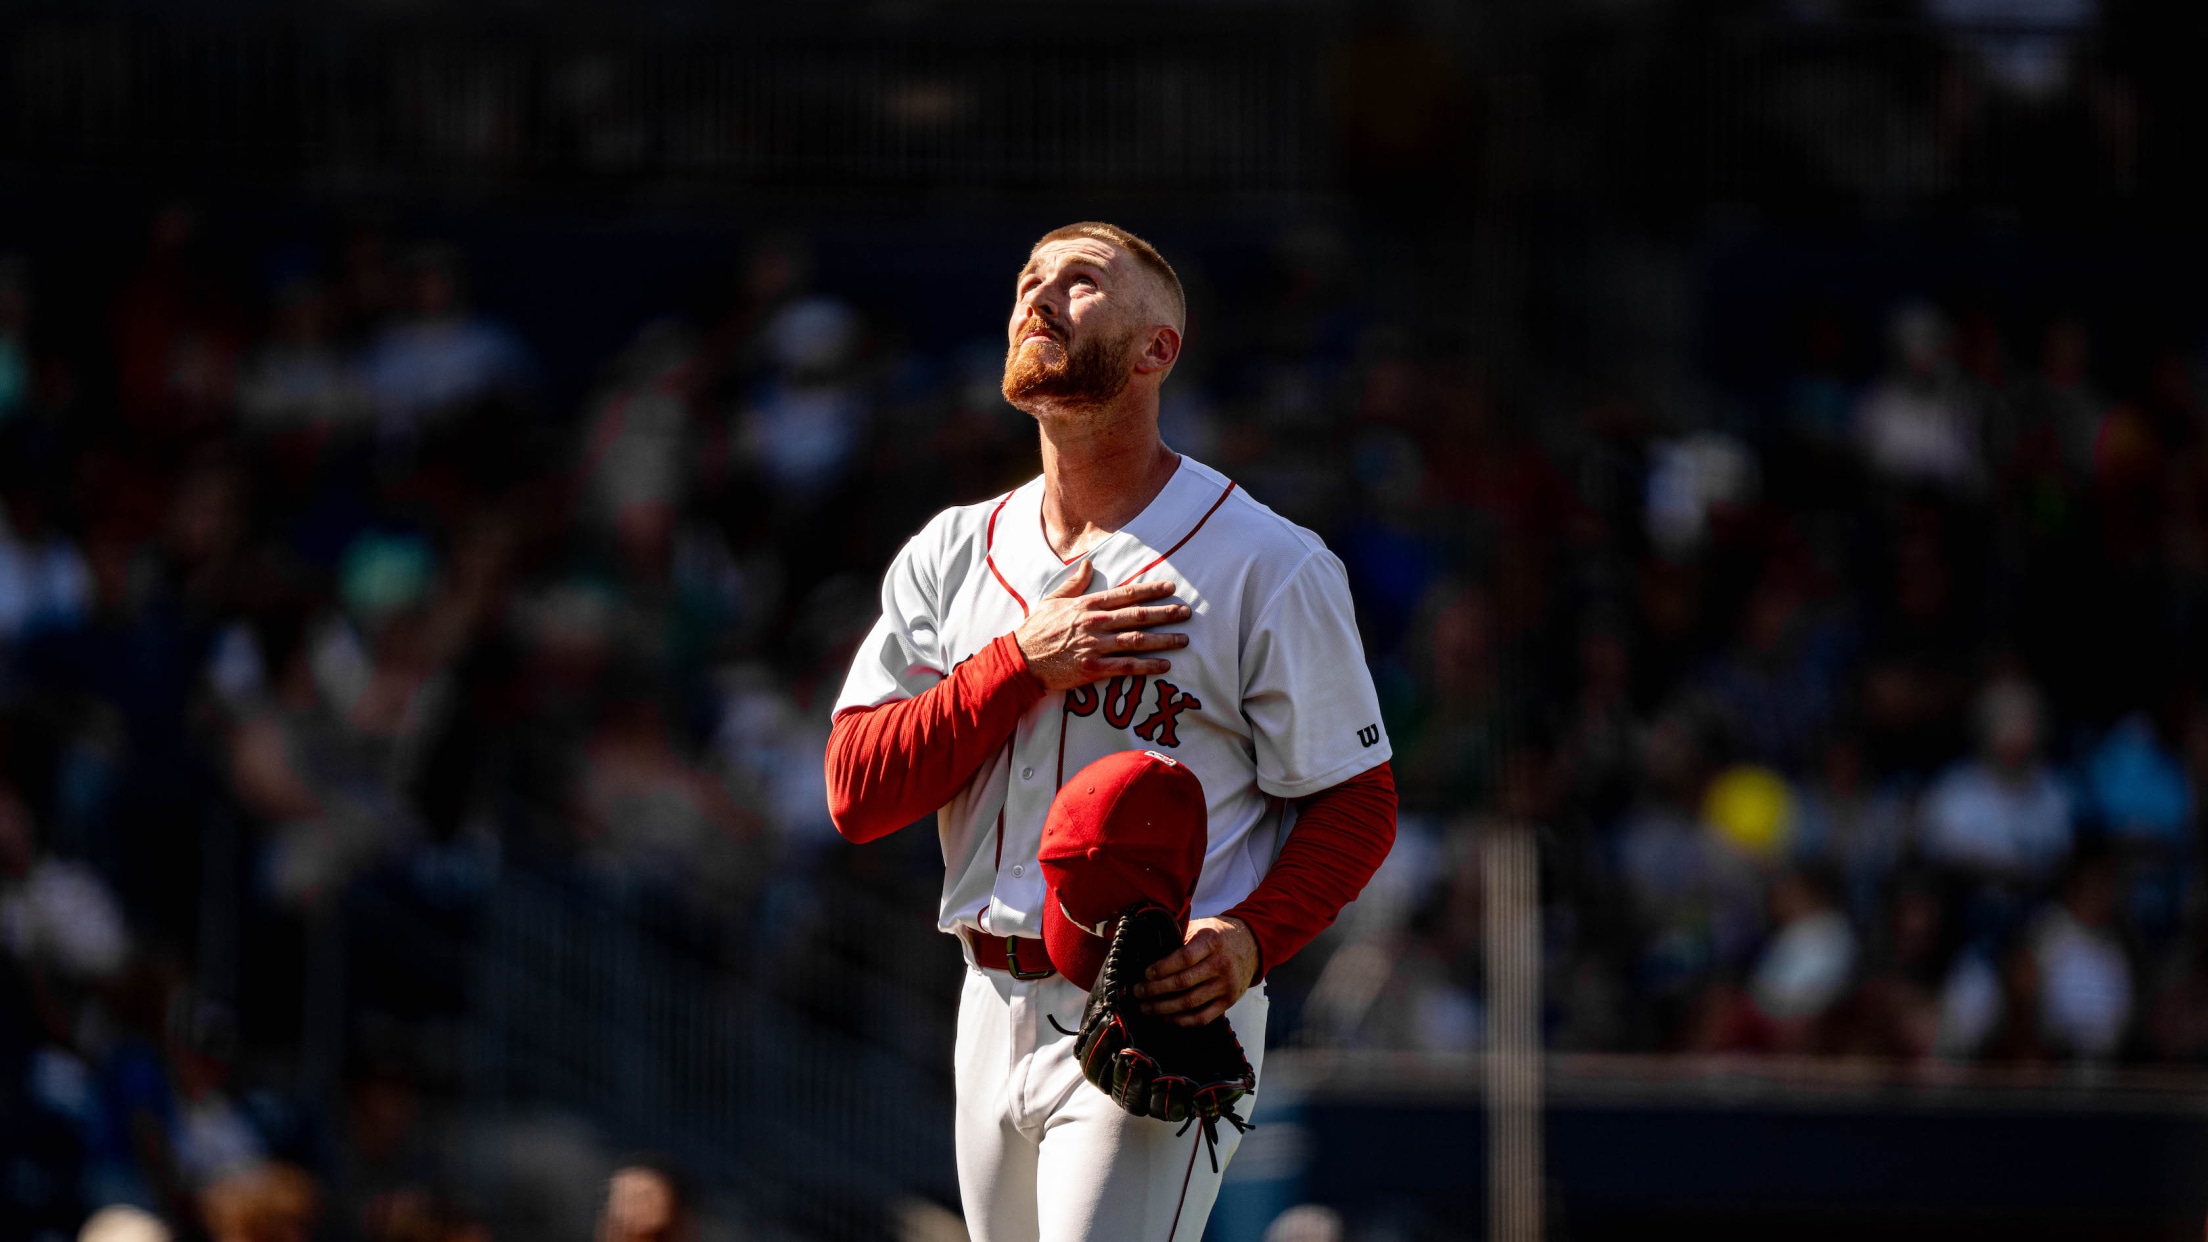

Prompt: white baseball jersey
xmin=834 ymin=455 xmax=1392 ymax=942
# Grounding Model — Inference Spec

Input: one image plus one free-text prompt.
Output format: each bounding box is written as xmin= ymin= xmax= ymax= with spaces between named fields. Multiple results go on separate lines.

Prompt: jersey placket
xmin=988 ymin=703 xmax=1055 ymax=933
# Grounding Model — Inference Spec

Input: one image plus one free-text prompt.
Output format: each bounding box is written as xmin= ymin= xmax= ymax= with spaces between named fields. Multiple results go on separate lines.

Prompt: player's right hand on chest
xmin=1013 ymin=559 xmax=1190 ymax=692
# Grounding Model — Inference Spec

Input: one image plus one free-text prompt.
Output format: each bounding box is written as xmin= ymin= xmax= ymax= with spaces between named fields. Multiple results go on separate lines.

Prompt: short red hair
xmin=1031 ymin=222 xmax=1185 ymax=329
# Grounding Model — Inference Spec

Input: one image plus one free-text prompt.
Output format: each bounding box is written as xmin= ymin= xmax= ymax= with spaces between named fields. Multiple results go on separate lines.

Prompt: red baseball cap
xmin=1039 ymin=749 xmax=1208 ymax=991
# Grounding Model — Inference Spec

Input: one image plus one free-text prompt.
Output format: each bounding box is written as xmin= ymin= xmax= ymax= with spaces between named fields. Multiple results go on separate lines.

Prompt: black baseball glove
xmin=1052 ymin=905 xmax=1255 ymax=1168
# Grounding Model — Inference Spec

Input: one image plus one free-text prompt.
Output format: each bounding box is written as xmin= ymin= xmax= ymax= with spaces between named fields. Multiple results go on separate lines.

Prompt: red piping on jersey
xmin=992 ymin=735 xmax=1014 ymax=870
xmin=1055 ymin=695 xmax=1072 ymax=789
xmin=984 ymin=492 xmax=1028 ymax=616
xmin=1117 ymin=480 xmax=1238 ymax=587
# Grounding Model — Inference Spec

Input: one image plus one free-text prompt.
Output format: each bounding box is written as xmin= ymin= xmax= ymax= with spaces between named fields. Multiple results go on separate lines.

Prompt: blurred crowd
xmin=63 ymin=1156 xmax=702 ymax=1242
xmin=1302 ymin=292 xmax=2208 ymax=1071
xmin=5 ymin=191 xmax=2208 ymax=1239
xmin=0 ymin=205 xmax=948 ymax=1241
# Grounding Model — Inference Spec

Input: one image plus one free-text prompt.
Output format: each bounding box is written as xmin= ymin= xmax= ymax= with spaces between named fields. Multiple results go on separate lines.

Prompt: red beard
xmin=1001 ymin=320 xmax=1135 ymax=410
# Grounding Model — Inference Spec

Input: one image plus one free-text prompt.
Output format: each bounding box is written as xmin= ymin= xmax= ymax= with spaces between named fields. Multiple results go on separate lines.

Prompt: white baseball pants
xmin=953 ymin=965 xmax=1269 ymax=1242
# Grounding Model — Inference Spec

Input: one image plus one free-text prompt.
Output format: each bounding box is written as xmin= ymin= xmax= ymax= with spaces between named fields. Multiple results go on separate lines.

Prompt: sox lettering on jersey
xmin=1134 ymin=678 xmax=1201 ymax=748
xmin=1065 ymin=675 xmax=1202 ymax=750
xmin=1101 ymin=675 xmax=1146 ymax=728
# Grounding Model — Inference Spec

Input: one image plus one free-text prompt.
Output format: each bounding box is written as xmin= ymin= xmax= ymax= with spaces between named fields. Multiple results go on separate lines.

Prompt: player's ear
xmin=1134 ymin=325 xmax=1180 ymax=375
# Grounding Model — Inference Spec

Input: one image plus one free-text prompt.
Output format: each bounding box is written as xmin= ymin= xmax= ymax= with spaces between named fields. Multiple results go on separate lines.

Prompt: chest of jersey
xmin=930 ymin=523 xmax=1279 ymax=935
xmin=943 ymin=555 xmax=1251 ymax=781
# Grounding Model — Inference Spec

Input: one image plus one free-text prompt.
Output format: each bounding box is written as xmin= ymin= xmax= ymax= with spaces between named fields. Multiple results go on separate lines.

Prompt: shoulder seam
xmin=1218 ymin=483 xmax=1327 ymax=553
xmin=1246 ymin=547 xmax=1327 ymax=636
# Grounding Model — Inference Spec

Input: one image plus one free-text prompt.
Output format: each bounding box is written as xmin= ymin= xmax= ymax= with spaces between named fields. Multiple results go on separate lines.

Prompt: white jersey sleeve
xmin=833 ymin=525 xmax=952 ymax=714
xmin=1239 ymin=547 xmax=1392 ymax=799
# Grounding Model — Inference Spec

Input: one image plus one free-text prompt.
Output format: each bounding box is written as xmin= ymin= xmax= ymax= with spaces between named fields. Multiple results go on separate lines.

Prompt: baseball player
xmin=825 ymin=222 xmax=1397 ymax=1241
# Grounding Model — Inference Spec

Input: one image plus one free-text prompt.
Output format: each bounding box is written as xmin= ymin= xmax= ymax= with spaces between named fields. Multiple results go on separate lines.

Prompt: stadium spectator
xmin=1559 ymin=622 xmax=1639 ymax=826
xmin=738 ymin=295 xmax=870 ymax=506
xmin=1928 ymin=0 xmax=2099 ymax=101
xmin=1393 ymin=581 xmax=1509 ymax=815
xmin=201 ymin=1162 xmax=319 ymax=1242
xmin=111 ymin=204 xmax=243 ymax=442
xmin=1697 ymin=569 xmax=1852 ymax=770
xmin=0 ymin=781 xmax=129 ymax=983
xmin=2076 ymin=711 xmax=2192 ymax=945
xmin=1791 ymin=733 xmax=1912 ymax=932
xmin=2026 ymin=852 xmax=2134 ymax=1059
xmin=1919 ymin=675 xmax=2074 ymax=888
xmin=597 ymin=1159 xmax=695 ymax=1242
xmin=1833 ymin=877 xmax=1954 ymax=1059
xmin=362 ymin=1189 xmax=489 ymax=1242
xmin=165 ymin=996 xmax=265 ymax=1191
xmin=581 ymin=323 xmax=702 ymax=582
xmin=1696 ymin=868 xmax=1858 ymax=1052
xmin=1855 ymin=303 xmax=1985 ymax=493
xmin=358 ymin=247 xmax=532 ymax=442
xmin=2011 ymin=318 xmax=2111 ymax=483
xmin=78 ymin=1206 xmax=172 ymax=1242
xmin=2147 ymin=920 xmax=2208 ymax=1062
xmin=1747 ymin=869 xmax=1858 ymax=1033
xmin=0 ymin=484 xmax=91 ymax=649
xmin=1614 ymin=709 xmax=1767 ymax=1027
xmin=1340 ymin=832 xmax=1487 ymax=1053
xmin=236 ymin=281 xmax=373 ymax=437
xmin=575 ymin=692 xmax=759 ymax=903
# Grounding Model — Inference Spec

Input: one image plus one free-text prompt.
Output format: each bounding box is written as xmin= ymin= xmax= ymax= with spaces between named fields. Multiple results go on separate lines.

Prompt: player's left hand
xmin=1134 ymin=916 xmax=1259 ymax=1027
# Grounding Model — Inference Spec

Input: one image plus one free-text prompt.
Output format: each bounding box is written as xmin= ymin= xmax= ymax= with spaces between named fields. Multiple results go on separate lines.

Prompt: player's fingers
xmin=1142 ymin=964 xmax=1222 ymax=1003
xmin=1140 ymin=951 xmax=1224 ymax=998
xmin=1143 ymin=931 xmax=1216 ymax=984
xmin=1042 ymin=559 xmax=1095 ymax=599
xmin=1145 ymin=977 xmax=1229 ymax=1017
xmin=1084 ymin=579 xmax=1177 ymax=610
xmin=1133 ymin=960 xmax=1188 ymax=994
xmin=1091 ymin=603 xmax=1192 ymax=631
xmin=1170 ymin=999 xmax=1233 ymax=1027
xmin=1110 ymin=630 xmax=1187 ymax=652
xmin=1079 ymin=656 xmax=1173 ymax=679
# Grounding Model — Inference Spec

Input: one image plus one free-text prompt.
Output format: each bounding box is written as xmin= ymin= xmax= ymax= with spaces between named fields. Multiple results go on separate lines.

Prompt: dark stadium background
xmin=4 ymin=2 xmax=2208 ymax=1240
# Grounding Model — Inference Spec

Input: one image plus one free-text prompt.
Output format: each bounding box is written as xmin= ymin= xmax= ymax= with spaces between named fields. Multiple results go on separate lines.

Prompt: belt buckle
xmin=1004 ymin=936 xmax=1054 ymax=981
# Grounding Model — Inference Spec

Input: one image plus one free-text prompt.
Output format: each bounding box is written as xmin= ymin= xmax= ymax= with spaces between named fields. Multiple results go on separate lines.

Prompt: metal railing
xmin=0 ymin=10 xmax=2140 ymax=211
xmin=462 ymin=869 xmax=959 ymax=1235
xmin=0 ymin=14 xmax=1330 ymax=200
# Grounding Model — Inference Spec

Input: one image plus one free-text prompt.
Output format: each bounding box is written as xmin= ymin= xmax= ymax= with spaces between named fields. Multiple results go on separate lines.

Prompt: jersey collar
xmin=1006 ymin=457 xmax=1226 ymax=598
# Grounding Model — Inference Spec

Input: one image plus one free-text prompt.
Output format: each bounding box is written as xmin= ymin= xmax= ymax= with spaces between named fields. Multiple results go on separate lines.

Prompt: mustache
xmin=1015 ymin=315 xmax=1065 ymax=344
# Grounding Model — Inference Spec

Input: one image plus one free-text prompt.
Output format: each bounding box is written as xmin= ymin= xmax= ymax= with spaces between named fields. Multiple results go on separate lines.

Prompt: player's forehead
xmin=1019 ymin=237 xmax=1124 ymax=283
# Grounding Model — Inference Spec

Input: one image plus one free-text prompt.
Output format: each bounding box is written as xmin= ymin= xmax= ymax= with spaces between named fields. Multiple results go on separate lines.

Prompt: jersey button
xmin=1021 ymin=766 xmax=1034 ymax=780
xmin=1011 ymin=864 xmax=1025 ymax=877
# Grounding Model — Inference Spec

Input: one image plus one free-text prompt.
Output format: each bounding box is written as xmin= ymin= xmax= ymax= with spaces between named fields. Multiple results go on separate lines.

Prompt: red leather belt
xmin=965 ymin=928 xmax=1056 ymax=980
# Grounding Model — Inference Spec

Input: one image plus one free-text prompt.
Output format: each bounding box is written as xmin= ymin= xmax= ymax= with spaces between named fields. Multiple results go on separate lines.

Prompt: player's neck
xmin=1035 ymin=407 xmax=1180 ymax=561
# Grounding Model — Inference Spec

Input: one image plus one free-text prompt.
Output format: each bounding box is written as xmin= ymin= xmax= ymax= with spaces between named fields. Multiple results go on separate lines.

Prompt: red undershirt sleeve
xmin=1224 ymin=761 xmax=1397 ymax=981
xmin=825 ymin=632 xmax=1048 ymax=844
